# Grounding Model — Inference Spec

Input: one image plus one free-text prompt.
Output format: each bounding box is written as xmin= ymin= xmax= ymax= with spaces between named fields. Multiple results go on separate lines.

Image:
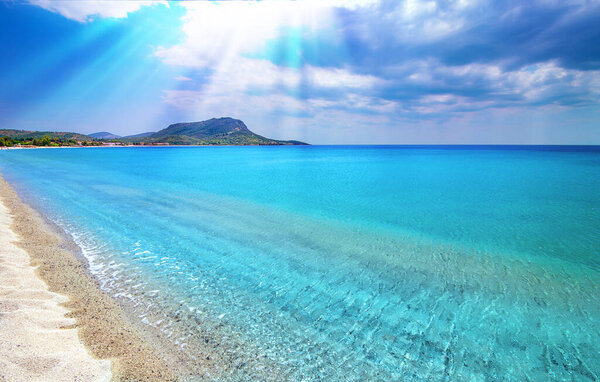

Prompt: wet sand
xmin=0 ymin=176 xmax=178 ymax=381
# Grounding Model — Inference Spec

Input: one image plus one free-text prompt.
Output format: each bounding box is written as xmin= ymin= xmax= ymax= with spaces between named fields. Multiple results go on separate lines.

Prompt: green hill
xmin=0 ymin=129 xmax=91 ymax=141
xmin=89 ymin=131 xmax=121 ymax=139
xmin=0 ymin=129 xmax=97 ymax=146
xmin=142 ymin=118 xmax=307 ymax=145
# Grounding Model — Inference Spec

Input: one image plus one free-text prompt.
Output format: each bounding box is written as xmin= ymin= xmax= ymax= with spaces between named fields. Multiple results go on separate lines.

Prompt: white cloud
xmin=163 ymin=79 xmax=393 ymax=118
xmin=310 ymin=93 xmax=396 ymax=113
xmin=162 ymin=89 xmax=308 ymax=118
xmin=381 ymin=0 xmax=477 ymax=42
xmin=308 ymin=67 xmax=382 ymax=88
xmin=400 ymin=0 xmax=438 ymax=20
xmin=154 ymin=1 xmax=335 ymax=69
xmin=160 ymin=54 xmax=384 ymax=120
xmin=165 ymin=54 xmax=381 ymax=92
xmin=401 ymin=59 xmax=600 ymax=113
xmin=324 ymin=0 xmax=381 ymax=9
xmin=204 ymin=57 xmax=301 ymax=92
xmin=414 ymin=93 xmax=495 ymax=114
xmin=154 ymin=1 xmax=385 ymax=116
xmin=504 ymin=62 xmax=600 ymax=104
xmin=32 ymin=0 xmax=385 ymax=113
xmin=29 ymin=0 xmax=166 ymax=22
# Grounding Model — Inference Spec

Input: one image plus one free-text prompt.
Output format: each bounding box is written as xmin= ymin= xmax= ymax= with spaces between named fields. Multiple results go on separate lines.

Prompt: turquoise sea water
xmin=1 ymin=146 xmax=599 ymax=380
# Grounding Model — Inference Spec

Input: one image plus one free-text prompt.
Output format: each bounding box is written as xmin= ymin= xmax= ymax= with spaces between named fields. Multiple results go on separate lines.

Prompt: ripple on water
xmin=55 ymin=198 xmax=600 ymax=381
xmin=1 ymin=146 xmax=599 ymax=380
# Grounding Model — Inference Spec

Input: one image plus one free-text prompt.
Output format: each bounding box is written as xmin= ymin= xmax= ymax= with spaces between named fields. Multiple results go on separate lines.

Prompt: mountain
xmin=146 ymin=117 xmax=307 ymax=145
xmin=89 ymin=131 xmax=121 ymax=139
xmin=122 ymin=132 xmax=155 ymax=139
xmin=0 ymin=129 xmax=91 ymax=141
xmin=152 ymin=118 xmax=250 ymax=139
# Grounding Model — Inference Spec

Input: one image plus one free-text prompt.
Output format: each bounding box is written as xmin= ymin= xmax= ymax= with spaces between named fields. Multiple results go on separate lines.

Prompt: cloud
xmin=151 ymin=0 xmax=600 ymax=133
xmin=197 ymin=57 xmax=380 ymax=92
xmin=154 ymin=1 xmax=338 ymax=69
xmin=308 ymin=66 xmax=382 ymax=88
xmin=162 ymin=89 xmax=308 ymax=120
xmin=162 ymin=55 xmax=387 ymax=116
xmin=336 ymin=0 xmax=600 ymax=70
xmin=29 ymin=0 xmax=166 ymax=22
xmin=153 ymin=1 xmax=389 ymax=124
xmin=371 ymin=59 xmax=600 ymax=119
xmin=163 ymin=87 xmax=396 ymax=117
xmin=174 ymin=75 xmax=192 ymax=82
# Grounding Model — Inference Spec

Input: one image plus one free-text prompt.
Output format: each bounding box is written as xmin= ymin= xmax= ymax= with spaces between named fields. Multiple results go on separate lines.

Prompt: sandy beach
xmin=0 ymin=192 xmax=112 ymax=381
xmin=0 ymin=176 xmax=177 ymax=381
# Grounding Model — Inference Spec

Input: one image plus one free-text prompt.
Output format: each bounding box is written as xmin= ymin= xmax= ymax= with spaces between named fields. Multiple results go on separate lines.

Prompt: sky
xmin=1 ymin=0 xmax=599 ymax=144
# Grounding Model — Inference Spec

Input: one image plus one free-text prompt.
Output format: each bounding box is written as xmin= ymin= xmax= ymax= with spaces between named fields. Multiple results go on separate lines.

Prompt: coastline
xmin=0 ymin=187 xmax=111 ymax=381
xmin=0 ymin=175 xmax=178 ymax=381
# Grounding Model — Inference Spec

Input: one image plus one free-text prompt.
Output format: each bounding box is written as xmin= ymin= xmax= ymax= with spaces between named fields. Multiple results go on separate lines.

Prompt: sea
xmin=1 ymin=145 xmax=599 ymax=380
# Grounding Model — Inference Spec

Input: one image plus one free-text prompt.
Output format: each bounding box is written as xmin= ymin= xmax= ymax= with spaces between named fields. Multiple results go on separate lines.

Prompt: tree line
xmin=0 ymin=135 xmax=100 ymax=147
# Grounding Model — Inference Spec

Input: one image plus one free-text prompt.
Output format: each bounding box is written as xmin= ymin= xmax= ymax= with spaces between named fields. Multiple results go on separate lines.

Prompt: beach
xmin=0 ymin=176 xmax=177 ymax=381
xmin=0 ymin=189 xmax=111 ymax=381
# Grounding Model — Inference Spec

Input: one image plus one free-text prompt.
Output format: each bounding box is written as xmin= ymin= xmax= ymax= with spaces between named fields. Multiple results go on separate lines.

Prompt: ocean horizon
xmin=1 ymin=145 xmax=599 ymax=380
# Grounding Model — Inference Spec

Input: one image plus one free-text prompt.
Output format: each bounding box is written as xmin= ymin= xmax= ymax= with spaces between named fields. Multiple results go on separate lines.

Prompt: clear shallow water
xmin=1 ymin=146 xmax=599 ymax=380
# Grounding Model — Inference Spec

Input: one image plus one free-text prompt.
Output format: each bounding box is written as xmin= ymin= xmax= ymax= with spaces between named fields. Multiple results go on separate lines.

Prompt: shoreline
xmin=0 ymin=186 xmax=112 ymax=381
xmin=0 ymin=175 xmax=178 ymax=381
xmin=0 ymin=144 xmax=301 ymax=150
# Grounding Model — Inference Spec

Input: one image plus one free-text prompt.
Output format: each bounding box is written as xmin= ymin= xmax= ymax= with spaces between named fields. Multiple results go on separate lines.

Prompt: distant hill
xmin=0 ymin=118 xmax=307 ymax=146
xmin=0 ymin=129 xmax=91 ymax=141
xmin=143 ymin=117 xmax=307 ymax=145
xmin=89 ymin=131 xmax=121 ymax=139
xmin=122 ymin=132 xmax=155 ymax=139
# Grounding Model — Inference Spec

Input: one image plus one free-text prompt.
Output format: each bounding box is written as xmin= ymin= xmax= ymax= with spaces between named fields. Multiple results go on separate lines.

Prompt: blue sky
xmin=1 ymin=0 xmax=599 ymax=144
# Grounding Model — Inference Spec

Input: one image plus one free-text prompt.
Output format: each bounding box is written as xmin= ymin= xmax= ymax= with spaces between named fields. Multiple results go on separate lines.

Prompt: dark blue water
xmin=1 ymin=146 xmax=599 ymax=380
